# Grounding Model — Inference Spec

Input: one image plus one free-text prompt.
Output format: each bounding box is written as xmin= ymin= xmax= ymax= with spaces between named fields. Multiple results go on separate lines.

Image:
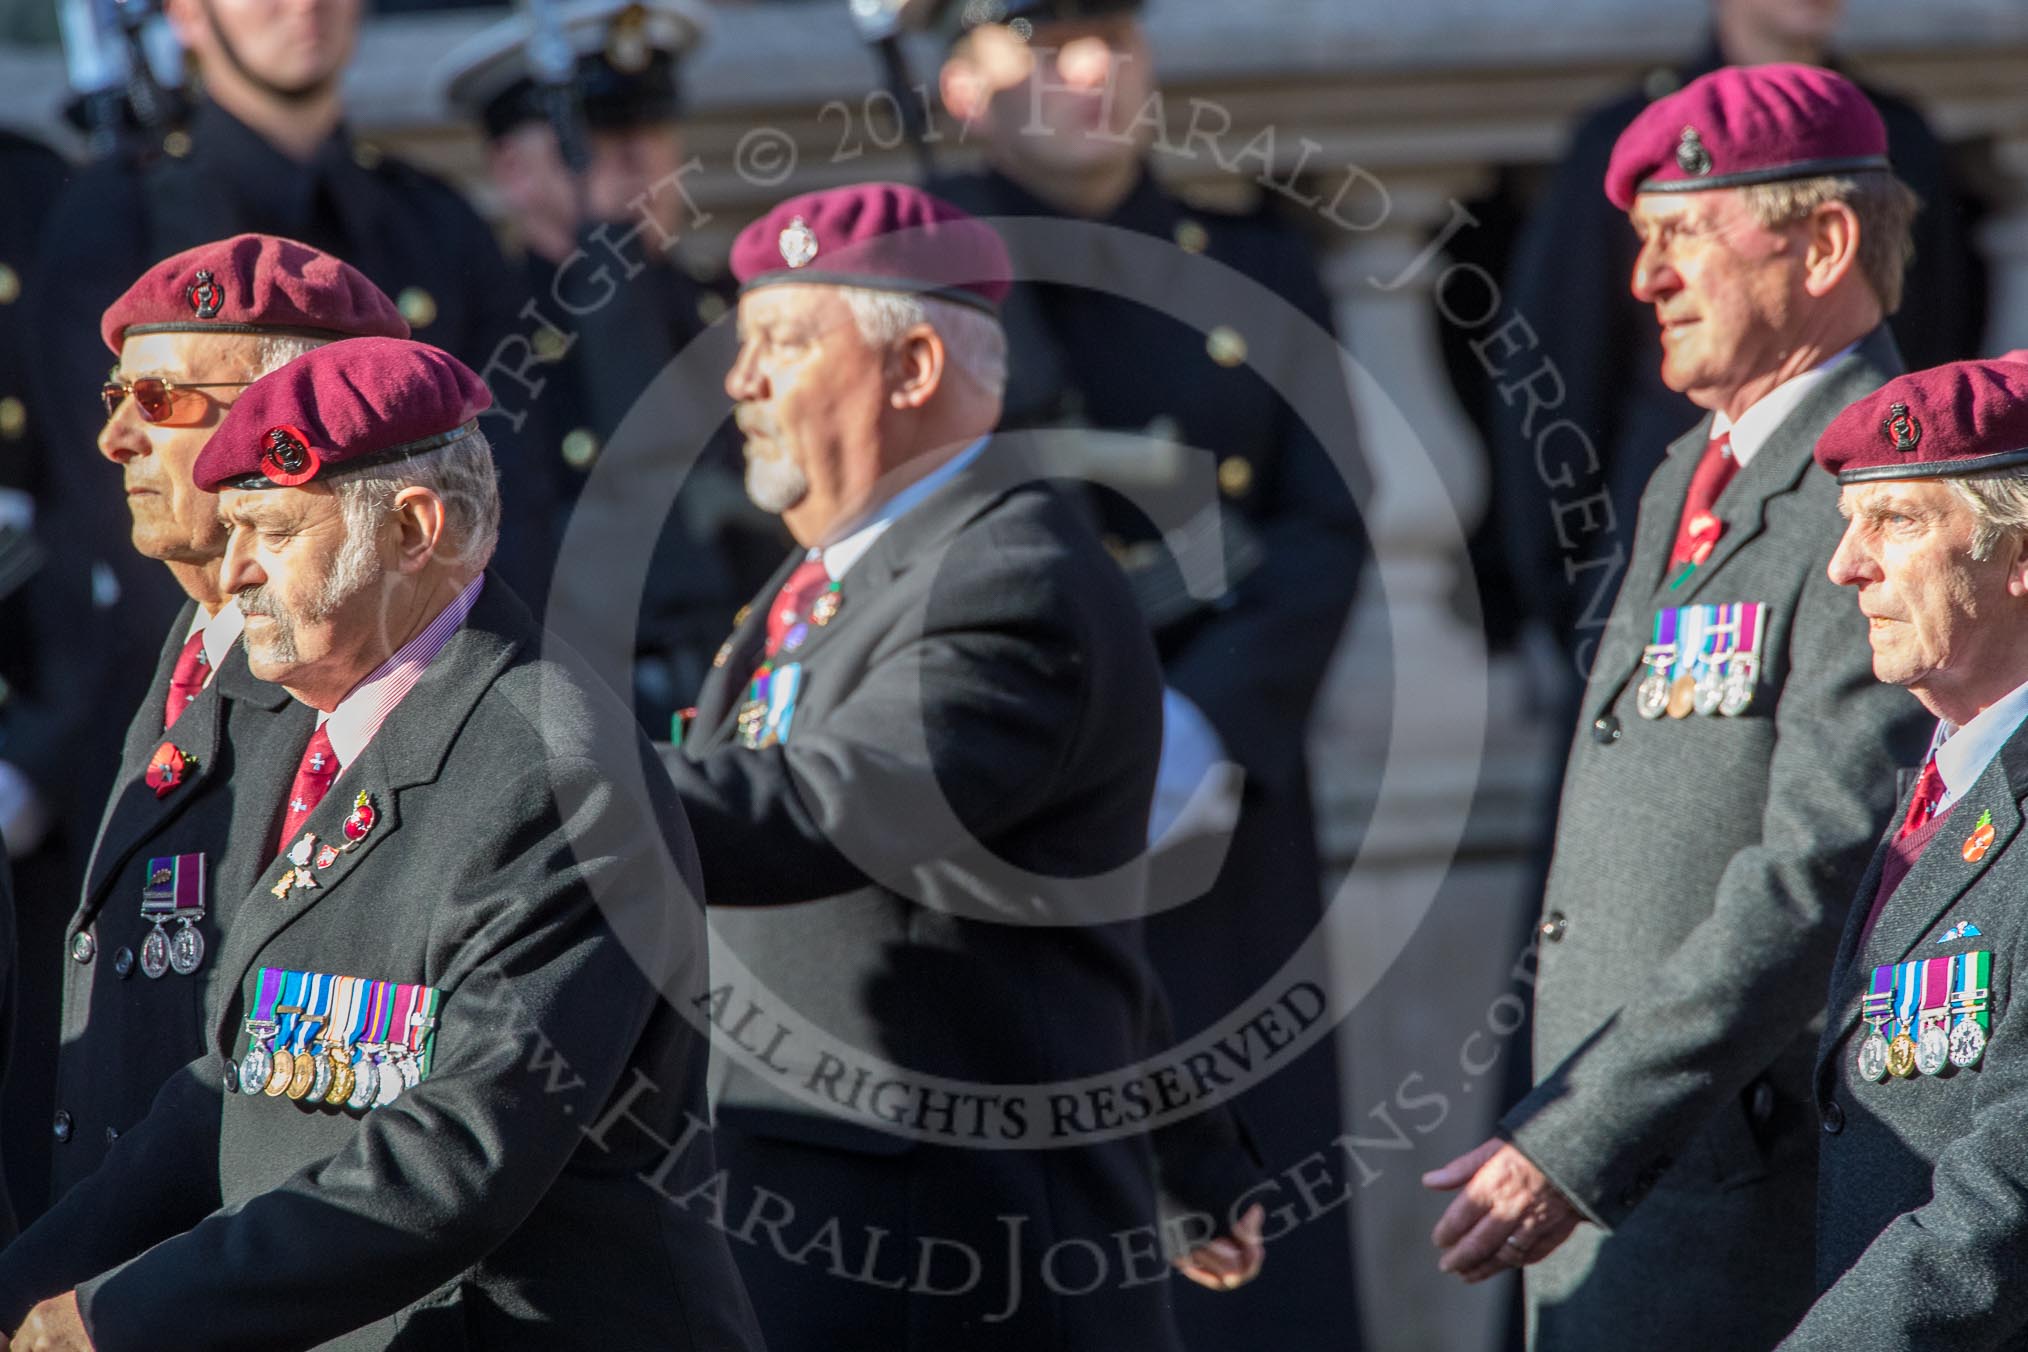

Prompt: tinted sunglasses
xmin=101 ymin=372 xmax=254 ymax=425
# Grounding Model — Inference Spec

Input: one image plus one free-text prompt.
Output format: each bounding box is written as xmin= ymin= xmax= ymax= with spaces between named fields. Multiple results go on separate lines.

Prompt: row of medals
xmin=237 ymin=1028 xmax=419 ymax=1111
xmin=1636 ymin=651 xmax=1757 ymax=721
xmin=735 ymin=588 xmax=841 ymax=747
xmin=1857 ymin=1009 xmax=1986 ymax=1082
xmin=139 ymin=915 xmax=204 ymax=980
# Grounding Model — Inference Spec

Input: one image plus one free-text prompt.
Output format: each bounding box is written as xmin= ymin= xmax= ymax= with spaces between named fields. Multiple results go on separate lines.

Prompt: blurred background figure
xmin=439 ymin=0 xmax=788 ymax=737
xmin=932 ymin=3 xmax=1372 ymax=1348
xmin=0 ymin=127 xmax=68 ymax=1228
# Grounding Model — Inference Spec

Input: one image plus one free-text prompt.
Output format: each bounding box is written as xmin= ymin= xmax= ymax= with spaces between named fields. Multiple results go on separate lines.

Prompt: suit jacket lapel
xmin=691 ymin=552 xmax=800 ymax=749
xmin=1864 ymin=756 xmax=2023 ymax=970
xmin=211 ymin=580 xmax=526 ymax=1044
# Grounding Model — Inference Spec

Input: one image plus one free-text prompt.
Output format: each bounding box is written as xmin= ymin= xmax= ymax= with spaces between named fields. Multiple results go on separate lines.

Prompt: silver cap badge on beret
xmin=778 ymin=216 xmax=820 ymax=268
xmin=1676 ymin=125 xmax=1713 ymax=176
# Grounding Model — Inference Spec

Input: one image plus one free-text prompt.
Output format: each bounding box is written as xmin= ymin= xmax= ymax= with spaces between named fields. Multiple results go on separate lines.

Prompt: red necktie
xmin=277 ymin=725 xmax=341 ymax=857
xmin=163 ymin=632 xmax=209 ymax=731
xmin=1670 ymin=432 xmax=1739 ymax=568
xmin=1897 ymin=755 xmax=1946 ymax=840
xmin=764 ymin=559 xmax=832 ymax=658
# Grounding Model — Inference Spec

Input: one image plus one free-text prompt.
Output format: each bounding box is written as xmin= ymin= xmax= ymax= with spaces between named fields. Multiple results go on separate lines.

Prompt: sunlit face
xmin=725 ymin=286 xmax=890 ymax=539
xmin=943 ymin=17 xmax=1155 ymax=180
xmin=487 ymin=121 xmax=691 ymax=262
xmin=1628 ymin=188 xmax=1813 ymax=410
xmin=99 ymin=332 xmax=268 ymax=564
xmin=1828 ymin=479 xmax=2023 ymax=708
xmin=218 ymin=484 xmax=386 ymax=688
xmin=170 ymin=0 xmax=361 ymax=99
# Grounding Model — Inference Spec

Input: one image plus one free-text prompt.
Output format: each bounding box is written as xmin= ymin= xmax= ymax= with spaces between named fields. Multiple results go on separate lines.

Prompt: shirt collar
xmin=185 ymin=598 xmax=247 ymax=674
xmin=1930 ymin=676 xmax=2028 ymax=813
xmin=816 ymin=437 xmax=989 ymax=581
xmin=1709 ymin=341 xmax=1859 ymax=469
xmin=318 ymin=576 xmax=484 ymax=767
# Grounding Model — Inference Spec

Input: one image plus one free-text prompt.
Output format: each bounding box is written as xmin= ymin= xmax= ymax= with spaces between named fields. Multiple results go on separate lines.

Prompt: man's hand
xmin=1423 ymin=1138 xmax=1582 ymax=1283
xmin=10 ymin=1292 xmax=91 ymax=1351
xmin=1173 ymin=1203 xmax=1266 ymax=1291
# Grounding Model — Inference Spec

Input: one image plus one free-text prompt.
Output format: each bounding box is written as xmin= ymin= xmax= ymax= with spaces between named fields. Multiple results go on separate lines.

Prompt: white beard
xmin=744 ymin=448 xmax=810 ymax=515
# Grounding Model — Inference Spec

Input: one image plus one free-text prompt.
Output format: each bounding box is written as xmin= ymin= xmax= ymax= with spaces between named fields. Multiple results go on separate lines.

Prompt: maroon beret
xmin=730 ymin=182 xmax=1011 ymax=314
xmin=1604 ymin=63 xmax=1890 ymax=212
xmin=195 ymin=337 xmax=492 ymax=491
xmin=1814 ymin=358 xmax=2028 ymax=485
xmin=102 ymin=233 xmax=410 ymax=353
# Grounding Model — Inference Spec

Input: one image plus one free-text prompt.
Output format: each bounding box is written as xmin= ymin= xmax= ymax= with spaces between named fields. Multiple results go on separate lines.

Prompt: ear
xmin=387 ymin=485 xmax=449 ymax=575
xmin=2006 ymin=528 xmax=2028 ymax=600
xmin=886 ymin=324 xmax=946 ymax=411
xmin=1800 ymin=200 xmax=1864 ymax=299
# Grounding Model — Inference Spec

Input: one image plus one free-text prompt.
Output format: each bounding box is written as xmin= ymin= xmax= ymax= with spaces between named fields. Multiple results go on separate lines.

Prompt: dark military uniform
xmin=517 ymin=244 xmax=788 ymax=734
xmin=50 ymin=610 xmax=308 ymax=1202
xmin=0 ymin=129 xmax=78 ymax=1228
xmin=936 ymin=165 xmax=1372 ymax=1351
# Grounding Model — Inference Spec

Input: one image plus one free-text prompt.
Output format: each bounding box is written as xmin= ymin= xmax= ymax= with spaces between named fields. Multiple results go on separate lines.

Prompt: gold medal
xmin=1886 ymin=1033 xmax=1919 ymax=1078
xmin=265 ymin=1048 xmax=296 ymax=1096
xmin=327 ymin=1052 xmax=356 ymax=1106
xmin=1666 ymin=673 xmax=1697 ymax=719
xmin=286 ymin=1051 xmax=317 ymax=1100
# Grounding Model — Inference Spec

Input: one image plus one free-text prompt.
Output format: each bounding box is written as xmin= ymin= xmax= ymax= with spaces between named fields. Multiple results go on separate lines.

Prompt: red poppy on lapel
xmin=145 ymin=743 xmax=191 ymax=798
xmin=342 ymin=791 xmax=377 ymax=844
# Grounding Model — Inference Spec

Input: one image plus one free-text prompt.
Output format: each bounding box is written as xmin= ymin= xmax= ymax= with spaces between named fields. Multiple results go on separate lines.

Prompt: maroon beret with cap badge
xmin=729 ymin=182 xmax=1012 ymax=314
xmin=193 ymin=337 xmax=491 ymax=492
xmin=1815 ymin=357 xmax=2028 ymax=484
xmin=102 ymin=233 xmax=410 ymax=353
xmin=1604 ymin=63 xmax=1890 ymax=212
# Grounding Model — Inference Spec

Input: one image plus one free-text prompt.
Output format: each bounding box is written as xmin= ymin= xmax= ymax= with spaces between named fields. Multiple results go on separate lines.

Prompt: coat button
xmin=1750 ymin=1081 xmax=1776 ymax=1124
xmin=104 ymin=1125 xmax=119 ymax=1146
xmin=1539 ymin=911 xmax=1568 ymax=943
xmin=70 ymin=931 xmax=95 ymax=964
xmin=1591 ymin=715 xmax=1622 ymax=744
xmin=112 ymin=946 xmax=135 ymax=980
xmin=1821 ymin=1101 xmax=1844 ymax=1134
xmin=51 ymin=1110 xmax=72 ymax=1143
xmin=223 ymin=1064 xmax=241 ymax=1095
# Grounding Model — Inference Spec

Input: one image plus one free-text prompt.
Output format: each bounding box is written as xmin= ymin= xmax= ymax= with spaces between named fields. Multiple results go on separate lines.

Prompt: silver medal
xmin=1856 ymin=1032 xmax=1890 ymax=1083
xmin=309 ymin=1053 xmax=334 ymax=1103
xmin=240 ymin=1042 xmax=273 ymax=1096
xmin=1719 ymin=657 xmax=1757 ymax=717
xmin=1916 ymin=1025 xmax=1951 ymax=1076
xmin=1692 ymin=666 xmax=1725 ymax=716
xmin=1949 ymin=1018 xmax=1987 ymax=1069
xmin=140 ymin=924 xmax=172 ymax=980
xmin=374 ymin=1054 xmax=404 ymax=1107
xmin=346 ymin=1051 xmax=379 ymax=1111
xmin=1636 ymin=670 xmax=1671 ymax=721
xmin=168 ymin=921 xmax=204 ymax=976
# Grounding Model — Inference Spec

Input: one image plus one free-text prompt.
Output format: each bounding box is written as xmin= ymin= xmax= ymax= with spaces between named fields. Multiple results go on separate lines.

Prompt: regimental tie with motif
xmin=1636 ymin=602 xmax=1768 ymax=722
xmin=236 ymin=965 xmax=442 ymax=1111
xmin=736 ymin=560 xmax=837 ymax=750
xmin=1856 ymin=951 xmax=1991 ymax=1084
xmin=139 ymin=853 xmax=207 ymax=979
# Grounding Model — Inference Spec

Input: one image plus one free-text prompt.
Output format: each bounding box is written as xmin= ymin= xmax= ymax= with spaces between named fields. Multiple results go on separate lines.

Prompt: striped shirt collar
xmin=182 ymin=598 xmax=247 ymax=678
xmin=319 ymin=576 xmax=484 ymax=768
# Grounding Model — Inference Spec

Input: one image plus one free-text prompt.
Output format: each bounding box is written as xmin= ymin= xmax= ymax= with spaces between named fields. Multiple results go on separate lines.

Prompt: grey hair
xmin=327 ymin=425 xmax=502 ymax=577
xmin=249 ymin=332 xmax=328 ymax=378
xmin=1737 ymin=172 xmax=1921 ymax=315
xmin=1949 ymin=472 xmax=2028 ymax=562
xmin=835 ymin=286 xmax=1008 ymax=400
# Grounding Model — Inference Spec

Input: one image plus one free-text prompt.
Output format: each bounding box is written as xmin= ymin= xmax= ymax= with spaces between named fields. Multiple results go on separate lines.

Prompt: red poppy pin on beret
xmin=102 ymin=234 xmax=410 ymax=354
xmin=1815 ymin=358 xmax=2028 ymax=484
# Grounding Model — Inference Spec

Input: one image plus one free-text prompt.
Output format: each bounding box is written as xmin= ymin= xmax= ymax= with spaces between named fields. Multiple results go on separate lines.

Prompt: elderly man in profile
xmin=0 ymin=337 xmax=759 ymax=1351
xmin=660 ymin=182 xmax=1263 ymax=1352
xmin=1424 ymin=63 xmax=1930 ymax=1349
xmin=41 ymin=234 xmax=407 ymax=1217
xmin=1776 ymin=355 xmax=2028 ymax=1348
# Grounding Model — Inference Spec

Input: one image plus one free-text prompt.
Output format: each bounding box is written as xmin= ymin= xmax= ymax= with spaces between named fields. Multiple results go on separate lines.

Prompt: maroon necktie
xmin=1670 ymin=432 xmax=1739 ymax=568
xmin=163 ymin=632 xmax=209 ymax=731
xmin=276 ymin=725 xmax=341 ymax=857
xmin=1859 ymin=756 xmax=1949 ymax=947
xmin=764 ymin=559 xmax=832 ymax=658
